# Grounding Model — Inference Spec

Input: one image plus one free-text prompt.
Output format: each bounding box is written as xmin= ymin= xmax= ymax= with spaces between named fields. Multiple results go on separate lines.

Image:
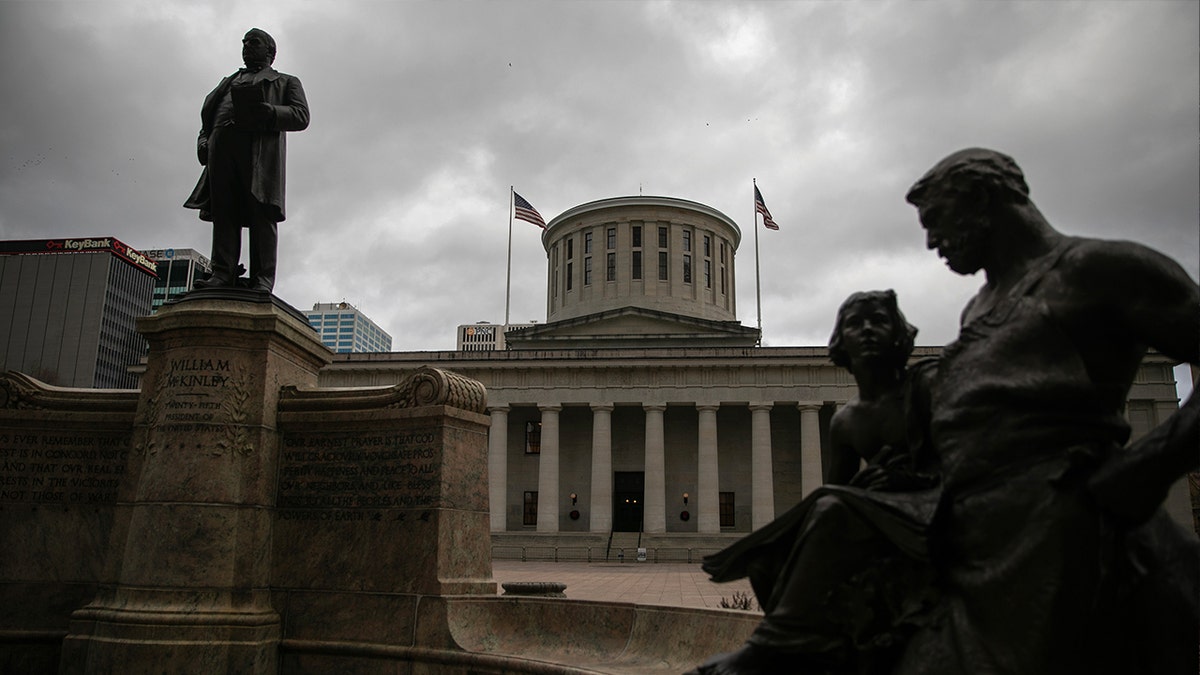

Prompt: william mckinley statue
xmin=184 ymin=28 xmax=309 ymax=293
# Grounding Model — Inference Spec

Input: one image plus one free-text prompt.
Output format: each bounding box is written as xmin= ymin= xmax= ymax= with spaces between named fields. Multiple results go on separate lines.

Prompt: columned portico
xmin=696 ymin=404 xmax=720 ymax=533
xmin=749 ymin=403 xmax=774 ymax=530
xmin=798 ymin=402 xmax=823 ymax=498
xmin=643 ymin=404 xmax=667 ymax=533
xmin=536 ymin=404 xmax=561 ymax=532
xmin=488 ymin=406 xmax=509 ymax=531
xmin=589 ymin=403 xmax=614 ymax=532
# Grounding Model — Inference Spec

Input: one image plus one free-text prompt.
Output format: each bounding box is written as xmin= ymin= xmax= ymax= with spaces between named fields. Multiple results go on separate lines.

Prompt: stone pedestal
xmin=60 ymin=294 xmax=332 ymax=674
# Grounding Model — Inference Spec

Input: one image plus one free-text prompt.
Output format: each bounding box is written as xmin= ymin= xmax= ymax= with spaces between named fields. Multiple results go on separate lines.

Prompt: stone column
xmin=749 ymin=403 xmax=775 ymax=530
xmin=798 ymin=403 xmax=823 ymax=498
xmin=488 ymin=406 xmax=509 ymax=532
xmin=643 ymin=404 xmax=667 ymax=533
xmin=589 ymin=404 xmax=614 ymax=533
xmin=697 ymin=404 xmax=721 ymax=533
xmin=536 ymin=404 xmax=561 ymax=532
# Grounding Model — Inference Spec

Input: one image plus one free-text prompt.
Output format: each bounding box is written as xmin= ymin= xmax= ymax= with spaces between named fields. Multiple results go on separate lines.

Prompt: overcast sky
xmin=2 ymin=1 xmax=1197 ymax=389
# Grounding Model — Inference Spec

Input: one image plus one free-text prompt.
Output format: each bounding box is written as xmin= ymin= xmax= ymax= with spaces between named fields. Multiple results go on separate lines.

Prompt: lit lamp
xmin=569 ymin=492 xmax=578 ymax=506
xmin=682 ymin=492 xmax=689 ymax=505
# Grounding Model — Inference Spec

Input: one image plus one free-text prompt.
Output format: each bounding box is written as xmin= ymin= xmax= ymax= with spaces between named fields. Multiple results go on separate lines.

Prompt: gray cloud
xmin=1 ymin=0 xmax=1195 ymax=364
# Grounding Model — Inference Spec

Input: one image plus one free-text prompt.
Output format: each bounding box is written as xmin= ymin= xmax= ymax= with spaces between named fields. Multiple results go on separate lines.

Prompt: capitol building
xmin=316 ymin=196 xmax=1189 ymax=549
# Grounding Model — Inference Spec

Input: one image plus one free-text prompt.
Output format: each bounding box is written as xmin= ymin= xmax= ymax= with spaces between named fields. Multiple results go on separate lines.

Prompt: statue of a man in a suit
xmin=184 ymin=28 xmax=309 ymax=293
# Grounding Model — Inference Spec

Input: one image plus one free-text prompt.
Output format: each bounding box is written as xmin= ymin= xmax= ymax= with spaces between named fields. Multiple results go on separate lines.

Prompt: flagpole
xmin=753 ymin=179 xmax=762 ymax=346
xmin=505 ymin=186 xmax=514 ymax=328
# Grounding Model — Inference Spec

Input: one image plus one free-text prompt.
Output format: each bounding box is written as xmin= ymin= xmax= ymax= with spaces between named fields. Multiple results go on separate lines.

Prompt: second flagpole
xmin=753 ymin=179 xmax=762 ymax=346
xmin=505 ymin=186 xmax=514 ymax=328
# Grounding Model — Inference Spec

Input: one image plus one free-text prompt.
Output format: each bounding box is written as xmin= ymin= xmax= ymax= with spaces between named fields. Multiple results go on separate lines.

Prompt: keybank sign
xmin=0 ymin=237 xmax=159 ymax=277
xmin=61 ymin=238 xmax=112 ymax=251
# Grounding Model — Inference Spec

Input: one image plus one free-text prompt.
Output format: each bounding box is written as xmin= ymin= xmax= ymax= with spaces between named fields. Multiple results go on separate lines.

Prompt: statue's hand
xmin=850 ymin=450 xmax=938 ymax=492
xmin=849 ymin=465 xmax=886 ymax=489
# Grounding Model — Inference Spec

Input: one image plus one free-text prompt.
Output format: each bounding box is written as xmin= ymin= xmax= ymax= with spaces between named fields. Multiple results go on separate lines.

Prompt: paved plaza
xmin=491 ymin=560 xmax=758 ymax=612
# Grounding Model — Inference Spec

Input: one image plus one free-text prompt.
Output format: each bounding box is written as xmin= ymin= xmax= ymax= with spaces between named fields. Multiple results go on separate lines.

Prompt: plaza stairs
xmin=491 ymin=531 xmax=743 ymax=564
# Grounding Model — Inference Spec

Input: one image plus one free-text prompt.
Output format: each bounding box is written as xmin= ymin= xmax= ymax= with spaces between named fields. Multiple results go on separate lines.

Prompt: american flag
xmin=755 ymin=185 xmax=779 ymax=231
xmin=513 ymin=191 xmax=546 ymax=229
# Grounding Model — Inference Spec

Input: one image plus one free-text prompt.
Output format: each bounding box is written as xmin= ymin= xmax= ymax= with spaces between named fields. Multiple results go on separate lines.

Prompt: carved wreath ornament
xmin=134 ymin=368 xmax=255 ymax=458
xmin=215 ymin=371 xmax=254 ymax=457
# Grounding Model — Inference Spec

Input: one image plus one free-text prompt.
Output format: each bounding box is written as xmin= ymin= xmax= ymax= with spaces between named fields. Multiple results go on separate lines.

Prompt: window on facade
xmin=704 ymin=259 xmax=711 ymax=288
xmin=566 ymin=261 xmax=573 ymax=291
xmin=683 ymin=254 xmax=692 ymax=284
xmin=567 ymin=238 xmax=574 ymax=259
xmin=523 ymin=491 xmax=539 ymax=526
xmin=704 ymin=235 xmax=711 ymax=258
xmin=632 ymin=250 xmax=642 ymax=280
xmin=721 ymin=266 xmax=727 ymax=294
xmin=584 ymin=256 xmax=593 ymax=285
xmin=719 ymin=492 xmax=735 ymax=527
xmin=607 ymin=252 xmax=616 ymax=282
xmin=683 ymin=230 xmax=691 ymax=252
xmin=525 ymin=421 xmax=541 ymax=454
xmin=607 ymin=227 xmax=616 ymax=250
xmin=658 ymin=251 xmax=668 ymax=281
xmin=659 ymin=226 xmax=668 ymax=248
xmin=632 ymin=225 xmax=642 ymax=248
xmin=720 ymin=242 xmax=726 ymax=263
xmin=585 ymin=232 xmax=593 ymax=254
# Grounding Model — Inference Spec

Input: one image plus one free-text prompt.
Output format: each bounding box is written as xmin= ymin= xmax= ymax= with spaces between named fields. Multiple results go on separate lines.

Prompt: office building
xmin=0 ymin=236 xmax=157 ymax=389
xmin=305 ymin=302 xmax=393 ymax=353
xmin=457 ymin=322 xmax=537 ymax=351
xmin=142 ymin=248 xmax=211 ymax=311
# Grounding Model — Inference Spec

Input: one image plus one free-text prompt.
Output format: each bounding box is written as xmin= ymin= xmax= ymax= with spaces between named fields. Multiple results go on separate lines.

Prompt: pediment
xmin=505 ymin=307 xmax=759 ymax=349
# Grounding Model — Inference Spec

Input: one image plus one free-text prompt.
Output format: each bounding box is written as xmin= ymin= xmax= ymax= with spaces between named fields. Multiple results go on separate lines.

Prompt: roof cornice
xmin=542 ymin=196 xmax=742 ymax=249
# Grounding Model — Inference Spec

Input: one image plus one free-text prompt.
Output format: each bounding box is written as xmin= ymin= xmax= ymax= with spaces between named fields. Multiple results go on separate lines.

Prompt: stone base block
xmin=60 ymin=603 xmax=279 ymax=675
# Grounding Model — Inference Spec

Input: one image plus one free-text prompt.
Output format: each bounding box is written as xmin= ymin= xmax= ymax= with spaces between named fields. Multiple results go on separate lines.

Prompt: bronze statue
xmin=690 ymin=290 xmax=939 ymax=675
xmin=690 ymin=149 xmax=1199 ymax=674
xmin=892 ymin=148 xmax=1199 ymax=674
xmin=826 ymin=291 xmax=936 ymax=491
xmin=184 ymin=28 xmax=309 ymax=293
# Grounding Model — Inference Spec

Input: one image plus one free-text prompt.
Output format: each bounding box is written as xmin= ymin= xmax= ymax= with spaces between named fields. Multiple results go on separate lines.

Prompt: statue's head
xmin=828 ymin=289 xmax=917 ymax=375
xmin=905 ymin=148 xmax=1030 ymax=276
xmin=242 ymin=28 xmax=276 ymax=69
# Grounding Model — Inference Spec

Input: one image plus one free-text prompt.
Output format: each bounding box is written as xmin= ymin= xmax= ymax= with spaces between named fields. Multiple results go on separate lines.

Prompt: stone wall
xmin=0 ymin=375 xmax=137 ymax=673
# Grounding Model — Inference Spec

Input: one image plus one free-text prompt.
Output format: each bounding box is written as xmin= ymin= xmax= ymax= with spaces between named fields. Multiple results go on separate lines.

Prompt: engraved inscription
xmin=0 ymin=433 xmax=129 ymax=504
xmin=137 ymin=357 xmax=253 ymax=457
xmin=278 ymin=430 xmax=441 ymax=510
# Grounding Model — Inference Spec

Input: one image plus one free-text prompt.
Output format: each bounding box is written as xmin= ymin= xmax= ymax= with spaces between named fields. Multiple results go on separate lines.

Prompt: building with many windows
xmin=142 ymin=248 xmax=211 ymax=311
xmin=456 ymin=322 xmax=536 ymax=351
xmin=281 ymin=196 xmax=1196 ymax=544
xmin=304 ymin=302 xmax=393 ymax=353
xmin=0 ymin=236 xmax=157 ymax=388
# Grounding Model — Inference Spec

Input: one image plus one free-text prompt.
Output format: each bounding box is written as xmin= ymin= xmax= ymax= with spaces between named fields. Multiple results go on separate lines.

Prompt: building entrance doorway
xmin=612 ymin=471 xmax=645 ymax=532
